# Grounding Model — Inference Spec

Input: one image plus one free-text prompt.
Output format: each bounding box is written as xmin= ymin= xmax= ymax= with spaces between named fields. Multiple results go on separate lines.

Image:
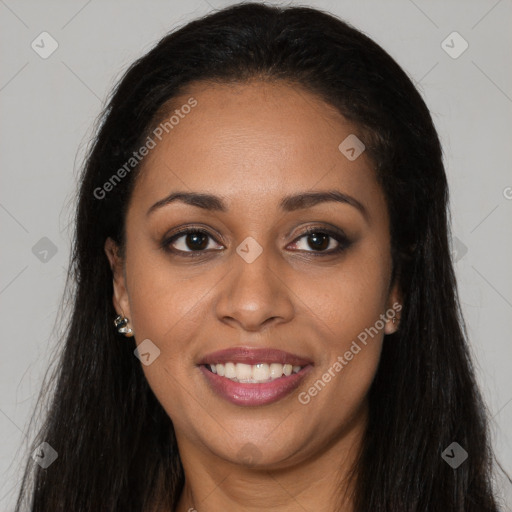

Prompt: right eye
xmin=162 ymin=228 xmax=224 ymax=256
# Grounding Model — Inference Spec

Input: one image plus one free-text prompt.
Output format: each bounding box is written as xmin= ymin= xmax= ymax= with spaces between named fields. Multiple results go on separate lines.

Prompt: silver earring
xmin=114 ymin=315 xmax=134 ymax=337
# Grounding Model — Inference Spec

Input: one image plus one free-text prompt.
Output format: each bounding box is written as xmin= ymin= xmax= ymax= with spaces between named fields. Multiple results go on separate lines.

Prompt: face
xmin=105 ymin=80 xmax=401 ymax=471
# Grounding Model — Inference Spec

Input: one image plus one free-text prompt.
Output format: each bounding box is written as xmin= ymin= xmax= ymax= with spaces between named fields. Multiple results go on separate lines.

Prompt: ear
xmin=104 ymin=237 xmax=131 ymax=320
xmin=384 ymin=278 xmax=402 ymax=335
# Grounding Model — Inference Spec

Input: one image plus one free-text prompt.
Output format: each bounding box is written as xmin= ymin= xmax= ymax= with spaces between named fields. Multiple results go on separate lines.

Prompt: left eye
xmin=290 ymin=230 xmax=345 ymax=253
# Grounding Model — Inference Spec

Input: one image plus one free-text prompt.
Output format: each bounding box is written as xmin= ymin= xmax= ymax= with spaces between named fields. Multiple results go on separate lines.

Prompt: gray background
xmin=1 ymin=0 xmax=511 ymax=509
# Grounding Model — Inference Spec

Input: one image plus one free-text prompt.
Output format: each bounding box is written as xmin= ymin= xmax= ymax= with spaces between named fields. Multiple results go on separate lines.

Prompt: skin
xmin=105 ymin=80 xmax=401 ymax=512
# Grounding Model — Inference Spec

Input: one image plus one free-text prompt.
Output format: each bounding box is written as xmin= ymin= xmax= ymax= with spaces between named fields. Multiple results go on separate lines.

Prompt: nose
xmin=214 ymin=243 xmax=295 ymax=333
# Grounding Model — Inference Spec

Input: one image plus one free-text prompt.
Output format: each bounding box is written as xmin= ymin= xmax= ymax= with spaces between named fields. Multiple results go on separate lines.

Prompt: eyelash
xmin=161 ymin=225 xmax=351 ymax=258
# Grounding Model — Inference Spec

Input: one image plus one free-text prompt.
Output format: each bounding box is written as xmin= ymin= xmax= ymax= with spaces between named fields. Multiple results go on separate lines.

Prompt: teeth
xmin=269 ymin=363 xmax=282 ymax=379
xmin=225 ymin=362 xmax=236 ymax=379
xmin=209 ymin=362 xmax=304 ymax=383
xmin=252 ymin=363 xmax=269 ymax=381
xmin=236 ymin=363 xmax=252 ymax=381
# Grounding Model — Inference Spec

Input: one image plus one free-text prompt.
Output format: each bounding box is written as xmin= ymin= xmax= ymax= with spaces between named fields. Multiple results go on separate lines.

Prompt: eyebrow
xmin=146 ymin=190 xmax=369 ymax=221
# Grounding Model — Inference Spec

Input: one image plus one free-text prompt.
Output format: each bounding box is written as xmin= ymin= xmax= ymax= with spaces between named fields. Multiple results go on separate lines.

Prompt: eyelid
xmin=161 ymin=224 xmax=350 ymax=256
xmin=161 ymin=226 xmax=223 ymax=256
xmin=289 ymin=225 xmax=350 ymax=254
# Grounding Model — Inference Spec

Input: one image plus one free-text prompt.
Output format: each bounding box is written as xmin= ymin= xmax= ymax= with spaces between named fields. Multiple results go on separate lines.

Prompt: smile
xmin=198 ymin=347 xmax=313 ymax=406
xmin=206 ymin=362 xmax=303 ymax=383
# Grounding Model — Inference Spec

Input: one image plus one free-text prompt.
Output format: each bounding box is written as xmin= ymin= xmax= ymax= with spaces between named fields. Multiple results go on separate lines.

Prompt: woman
xmin=15 ymin=3 xmax=506 ymax=511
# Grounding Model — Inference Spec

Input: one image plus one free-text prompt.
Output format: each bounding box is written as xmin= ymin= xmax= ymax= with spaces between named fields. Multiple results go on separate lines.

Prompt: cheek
xmin=309 ymin=248 xmax=391 ymax=340
xmin=294 ymin=246 xmax=389 ymax=415
xmin=309 ymin=278 xmax=385 ymax=389
xmin=125 ymin=250 xmax=220 ymax=344
xmin=295 ymin=280 xmax=385 ymax=439
xmin=123 ymin=253 xmax=214 ymax=403
xmin=124 ymin=256 xmax=210 ymax=423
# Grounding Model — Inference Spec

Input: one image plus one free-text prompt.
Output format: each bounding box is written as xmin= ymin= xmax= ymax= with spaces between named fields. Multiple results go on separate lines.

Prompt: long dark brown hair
xmin=15 ymin=3 xmax=506 ymax=511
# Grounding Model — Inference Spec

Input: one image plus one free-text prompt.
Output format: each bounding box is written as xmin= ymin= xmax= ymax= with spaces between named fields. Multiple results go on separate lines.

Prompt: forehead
xmin=130 ymin=80 xmax=385 ymax=219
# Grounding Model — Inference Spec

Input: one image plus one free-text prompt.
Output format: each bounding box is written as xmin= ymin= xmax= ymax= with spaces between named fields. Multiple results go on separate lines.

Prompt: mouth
xmin=197 ymin=347 xmax=313 ymax=406
xmin=205 ymin=362 xmax=304 ymax=382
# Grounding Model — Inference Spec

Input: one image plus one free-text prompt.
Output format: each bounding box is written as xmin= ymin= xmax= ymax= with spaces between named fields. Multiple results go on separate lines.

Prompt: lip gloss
xmin=200 ymin=364 xmax=312 ymax=406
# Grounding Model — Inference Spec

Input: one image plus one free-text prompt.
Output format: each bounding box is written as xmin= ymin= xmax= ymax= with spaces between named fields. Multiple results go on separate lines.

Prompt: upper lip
xmin=198 ymin=347 xmax=313 ymax=367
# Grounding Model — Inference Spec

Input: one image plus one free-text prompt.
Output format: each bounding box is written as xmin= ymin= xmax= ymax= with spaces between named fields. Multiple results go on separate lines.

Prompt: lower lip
xmin=199 ymin=365 xmax=312 ymax=406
